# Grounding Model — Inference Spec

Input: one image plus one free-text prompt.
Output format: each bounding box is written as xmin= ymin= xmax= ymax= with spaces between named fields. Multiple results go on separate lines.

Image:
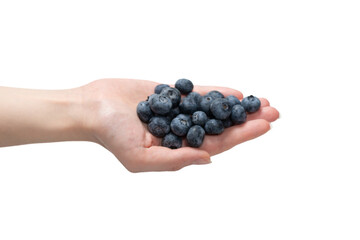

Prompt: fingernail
xmin=193 ymin=158 xmax=212 ymax=165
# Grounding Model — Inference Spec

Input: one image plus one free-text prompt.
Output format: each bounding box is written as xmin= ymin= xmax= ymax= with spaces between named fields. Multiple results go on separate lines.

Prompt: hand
xmin=81 ymin=79 xmax=279 ymax=172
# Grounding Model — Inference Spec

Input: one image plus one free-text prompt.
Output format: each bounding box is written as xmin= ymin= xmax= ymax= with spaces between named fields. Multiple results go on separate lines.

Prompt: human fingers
xmin=196 ymin=119 xmax=271 ymax=156
xmin=246 ymin=106 xmax=279 ymax=122
xmin=259 ymin=98 xmax=270 ymax=107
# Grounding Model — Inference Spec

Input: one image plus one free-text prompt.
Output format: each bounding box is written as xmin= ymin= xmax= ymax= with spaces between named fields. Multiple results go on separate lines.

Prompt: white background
xmin=0 ymin=0 xmax=359 ymax=239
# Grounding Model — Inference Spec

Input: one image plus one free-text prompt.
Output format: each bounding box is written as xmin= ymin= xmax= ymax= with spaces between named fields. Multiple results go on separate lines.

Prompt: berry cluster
xmin=137 ymin=79 xmax=261 ymax=149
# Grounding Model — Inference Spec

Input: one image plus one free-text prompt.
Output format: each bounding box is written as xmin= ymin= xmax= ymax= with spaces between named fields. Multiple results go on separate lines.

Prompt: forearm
xmin=0 ymin=86 xmax=91 ymax=147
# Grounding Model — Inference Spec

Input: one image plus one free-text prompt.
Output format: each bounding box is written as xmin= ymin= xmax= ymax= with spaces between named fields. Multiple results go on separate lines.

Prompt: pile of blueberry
xmin=137 ymin=79 xmax=261 ymax=149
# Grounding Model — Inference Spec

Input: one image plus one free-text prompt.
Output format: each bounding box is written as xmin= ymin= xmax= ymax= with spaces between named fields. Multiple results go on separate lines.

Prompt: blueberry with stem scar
xmin=149 ymin=94 xmax=172 ymax=115
xmin=160 ymin=87 xmax=181 ymax=108
xmin=241 ymin=95 xmax=261 ymax=113
xmin=192 ymin=111 xmax=208 ymax=127
xmin=170 ymin=114 xmax=192 ymax=137
xmin=210 ymin=98 xmax=231 ymax=120
xmin=148 ymin=116 xmax=170 ymax=137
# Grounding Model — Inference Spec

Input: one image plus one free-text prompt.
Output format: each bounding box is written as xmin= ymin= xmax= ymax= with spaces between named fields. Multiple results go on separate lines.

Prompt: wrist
xmin=75 ymin=82 xmax=107 ymax=145
xmin=55 ymin=87 xmax=95 ymax=143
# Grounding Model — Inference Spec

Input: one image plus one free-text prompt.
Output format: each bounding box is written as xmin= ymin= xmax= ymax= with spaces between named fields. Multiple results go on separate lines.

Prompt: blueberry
xmin=187 ymin=92 xmax=202 ymax=105
xmin=241 ymin=95 xmax=261 ymax=113
xmin=162 ymin=132 xmax=183 ymax=149
xmin=148 ymin=116 xmax=170 ymax=137
xmin=154 ymin=84 xmax=170 ymax=94
xmin=199 ymin=95 xmax=215 ymax=115
xmin=186 ymin=125 xmax=205 ymax=148
xmin=210 ymin=98 xmax=232 ymax=120
xmin=170 ymin=114 xmax=192 ymax=137
xmin=226 ymin=95 xmax=241 ymax=108
xmin=206 ymin=90 xmax=224 ymax=99
xmin=222 ymin=118 xmax=233 ymax=128
xmin=167 ymin=107 xmax=180 ymax=120
xmin=179 ymin=95 xmax=198 ymax=114
xmin=231 ymin=104 xmax=247 ymax=125
xmin=192 ymin=111 xmax=208 ymax=126
xmin=139 ymin=80 xmax=260 ymax=149
xmin=175 ymin=78 xmax=194 ymax=94
xmin=160 ymin=87 xmax=181 ymax=108
xmin=204 ymin=119 xmax=224 ymax=135
xmin=147 ymin=93 xmax=157 ymax=102
xmin=149 ymin=94 xmax=172 ymax=115
xmin=136 ymin=101 xmax=153 ymax=123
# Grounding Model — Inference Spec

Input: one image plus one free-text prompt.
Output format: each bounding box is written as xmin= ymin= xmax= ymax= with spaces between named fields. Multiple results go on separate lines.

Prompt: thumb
xmin=142 ymin=146 xmax=211 ymax=172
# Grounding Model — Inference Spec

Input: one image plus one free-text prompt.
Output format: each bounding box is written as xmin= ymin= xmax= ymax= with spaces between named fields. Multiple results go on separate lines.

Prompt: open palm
xmin=83 ymin=79 xmax=279 ymax=172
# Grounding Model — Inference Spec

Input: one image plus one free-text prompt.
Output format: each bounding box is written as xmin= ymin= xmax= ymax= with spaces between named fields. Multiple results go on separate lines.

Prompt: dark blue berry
xmin=148 ymin=116 xmax=170 ymax=137
xmin=204 ymin=119 xmax=224 ymax=135
xmin=170 ymin=114 xmax=192 ymax=137
xmin=136 ymin=101 xmax=153 ymax=123
xmin=147 ymin=93 xmax=157 ymax=102
xmin=192 ymin=111 xmax=208 ymax=126
xmin=231 ymin=104 xmax=247 ymax=125
xmin=175 ymin=78 xmax=193 ymax=94
xmin=160 ymin=87 xmax=181 ymax=108
xmin=226 ymin=95 xmax=241 ymax=108
xmin=167 ymin=107 xmax=180 ymax=120
xmin=137 ymin=80 xmax=252 ymax=149
xmin=154 ymin=84 xmax=170 ymax=94
xmin=162 ymin=133 xmax=183 ymax=149
xmin=199 ymin=95 xmax=215 ymax=115
xmin=179 ymin=95 xmax=198 ymax=114
xmin=186 ymin=125 xmax=205 ymax=148
xmin=206 ymin=90 xmax=224 ymax=99
xmin=222 ymin=118 xmax=233 ymax=128
xmin=241 ymin=95 xmax=261 ymax=113
xmin=149 ymin=94 xmax=172 ymax=115
xmin=210 ymin=98 xmax=231 ymax=120
xmin=187 ymin=92 xmax=202 ymax=105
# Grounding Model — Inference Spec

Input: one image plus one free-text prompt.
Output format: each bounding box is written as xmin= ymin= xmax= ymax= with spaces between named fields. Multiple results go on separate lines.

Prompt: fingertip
xmin=262 ymin=107 xmax=279 ymax=122
xmin=274 ymin=108 xmax=280 ymax=121
xmin=246 ymin=106 xmax=280 ymax=122
xmin=259 ymin=98 xmax=270 ymax=107
xmin=192 ymin=158 xmax=212 ymax=165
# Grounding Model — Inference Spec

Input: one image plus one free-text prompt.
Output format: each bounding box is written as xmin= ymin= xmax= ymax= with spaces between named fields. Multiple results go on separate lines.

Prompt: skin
xmin=0 ymin=78 xmax=279 ymax=172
